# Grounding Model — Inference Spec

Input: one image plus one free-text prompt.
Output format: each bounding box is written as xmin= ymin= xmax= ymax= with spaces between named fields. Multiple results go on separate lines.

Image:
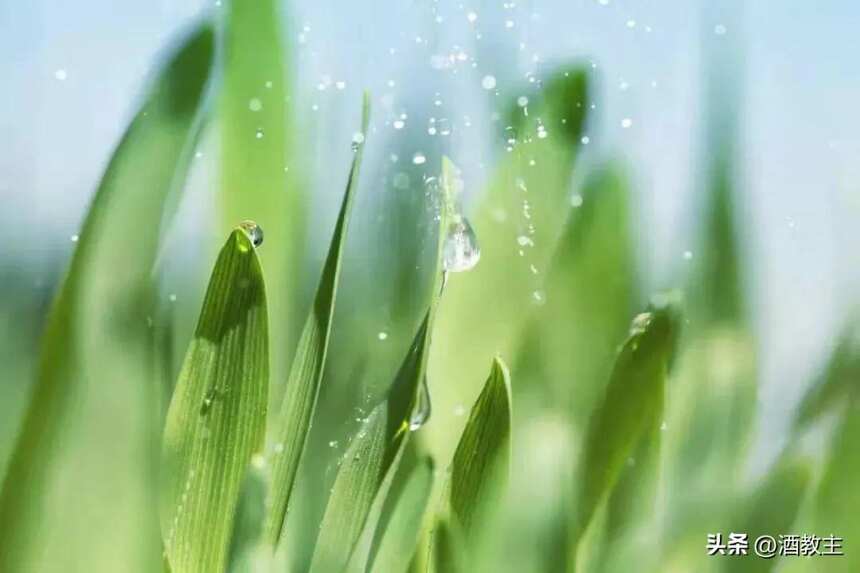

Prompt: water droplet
xmin=581 ymin=135 xmax=590 ymax=145
xmin=467 ymin=11 xmax=478 ymax=23
xmin=481 ymin=75 xmax=497 ymax=90
xmin=54 ymin=69 xmax=67 ymax=81
xmin=328 ymin=440 xmax=339 ymax=448
xmin=683 ymin=250 xmax=693 ymax=260
xmin=409 ymin=376 xmax=432 ymax=431
xmin=273 ymin=442 xmax=285 ymax=454
xmin=532 ymin=290 xmax=545 ymax=304
xmin=571 ymin=194 xmax=584 ymax=208
xmin=248 ymin=98 xmax=263 ymax=112
xmin=517 ymin=235 xmax=534 ymax=247
xmin=629 ymin=312 xmax=653 ymax=336
xmin=660 ymin=421 xmax=668 ymax=431
xmin=412 ymin=152 xmax=427 ymax=165
xmin=377 ymin=331 xmax=388 ymax=341
xmin=517 ymin=95 xmax=529 ymax=107
xmin=168 ymin=293 xmax=178 ymax=302
xmin=70 ymin=234 xmax=79 ymax=242
xmin=453 ymin=404 xmax=466 ymax=416
xmin=393 ymin=119 xmax=405 ymax=130
xmin=621 ymin=118 xmax=633 ymax=129
xmin=238 ymin=220 xmax=264 ymax=248
xmin=255 ymin=128 xmax=265 ymax=139
xmin=351 ymin=132 xmax=365 ymax=151
xmin=714 ymin=24 xmax=727 ymax=35
xmin=626 ymin=19 xmax=636 ymax=28
xmin=251 ymin=454 xmax=266 ymax=469
xmin=200 ymin=387 xmax=217 ymax=416
xmin=442 ymin=217 xmax=481 ymax=272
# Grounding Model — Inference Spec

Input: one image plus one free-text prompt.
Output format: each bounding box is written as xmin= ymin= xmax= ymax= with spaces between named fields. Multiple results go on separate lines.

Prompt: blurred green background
xmin=1 ymin=0 xmax=859 ymax=572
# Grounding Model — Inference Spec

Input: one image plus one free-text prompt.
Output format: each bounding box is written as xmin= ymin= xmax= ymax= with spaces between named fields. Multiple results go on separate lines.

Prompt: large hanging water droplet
xmin=238 ymin=220 xmax=264 ymax=248
xmin=409 ymin=376 xmax=432 ymax=431
xmin=442 ymin=216 xmax=480 ymax=272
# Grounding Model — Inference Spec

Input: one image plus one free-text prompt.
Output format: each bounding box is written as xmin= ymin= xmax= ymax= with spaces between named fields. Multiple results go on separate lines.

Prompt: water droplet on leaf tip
xmin=238 ymin=220 xmax=264 ymax=248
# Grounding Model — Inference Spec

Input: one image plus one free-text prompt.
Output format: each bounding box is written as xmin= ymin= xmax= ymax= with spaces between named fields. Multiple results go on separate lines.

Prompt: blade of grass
xmin=228 ymin=466 xmax=269 ymax=573
xmin=449 ymin=358 xmax=513 ymax=542
xmin=571 ymin=302 xmax=680 ymax=565
xmin=308 ymin=310 xmax=433 ymax=573
xmin=161 ymin=228 xmax=269 ymax=573
xmin=264 ymin=95 xmax=370 ymax=546
xmin=0 ymin=25 xmax=214 ymax=573
xmin=810 ymin=394 xmax=860 ymax=571
xmin=792 ymin=321 xmax=860 ymax=431
xmin=306 ymin=156 xmax=455 ymax=573
xmin=366 ymin=455 xmax=435 ymax=573
xmin=724 ymin=455 xmax=810 ymax=573
xmin=429 ymin=517 xmax=466 ymax=573
xmin=429 ymin=67 xmax=590 ymax=464
xmin=513 ymin=162 xmax=638 ymax=420
xmin=220 ymin=0 xmax=304 ymax=394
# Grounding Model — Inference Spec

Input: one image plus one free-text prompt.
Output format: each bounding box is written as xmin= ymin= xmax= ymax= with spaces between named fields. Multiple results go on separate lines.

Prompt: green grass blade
xmin=810 ymin=396 xmax=860 ymax=572
xmin=514 ymin=163 xmax=638 ymax=420
xmin=449 ymin=358 xmax=513 ymax=542
xmin=228 ymin=466 xmax=269 ymax=573
xmin=308 ymin=311 xmax=433 ymax=573
xmin=161 ymin=229 xmax=269 ymax=573
xmin=430 ymin=67 xmax=590 ymax=461
xmin=428 ymin=517 xmax=467 ymax=573
xmin=220 ymin=0 xmax=304 ymax=389
xmin=572 ymin=303 xmax=680 ymax=557
xmin=793 ymin=321 xmax=860 ymax=430
xmin=307 ymin=155 xmax=455 ymax=572
xmin=725 ymin=456 xmax=810 ymax=573
xmin=0 ymin=25 xmax=214 ymax=573
xmin=264 ymin=96 xmax=370 ymax=546
xmin=366 ymin=455 xmax=435 ymax=573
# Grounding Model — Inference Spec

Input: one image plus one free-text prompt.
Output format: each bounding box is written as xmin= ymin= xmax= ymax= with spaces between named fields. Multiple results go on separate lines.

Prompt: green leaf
xmin=725 ymin=456 xmax=810 ymax=573
xmin=449 ymin=357 xmax=513 ymax=542
xmin=228 ymin=466 xmax=269 ymax=573
xmin=307 ymin=154 xmax=454 ymax=572
xmin=161 ymin=229 xmax=269 ymax=573
xmin=429 ymin=517 xmax=466 ymax=573
xmin=264 ymin=96 xmax=370 ymax=546
xmin=308 ymin=311 xmax=433 ymax=573
xmin=572 ymin=303 xmax=680 ymax=555
xmin=514 ymin=162 xmax=638 ymax=419
xmin=366 ymin=455 xmax=435 ymax=573
xmin=220 ymin=0 xmax=304 ymax=388
xmin=793 ymin=321 xmax=860 ymax=430
xmin=429 ymin=67 xmax=590 ymax=461
xmin=0 ymin=25 xmax=214 ymax=573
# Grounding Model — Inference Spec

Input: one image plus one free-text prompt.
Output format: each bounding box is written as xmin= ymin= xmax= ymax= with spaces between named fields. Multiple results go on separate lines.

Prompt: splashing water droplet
xmin=238 ymin=220 xmax=264 ymax=248
xmin=442 ymin=217 xmax=481 ymax=272
xmin=409 ymin=376 xmax=432 ymax=431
